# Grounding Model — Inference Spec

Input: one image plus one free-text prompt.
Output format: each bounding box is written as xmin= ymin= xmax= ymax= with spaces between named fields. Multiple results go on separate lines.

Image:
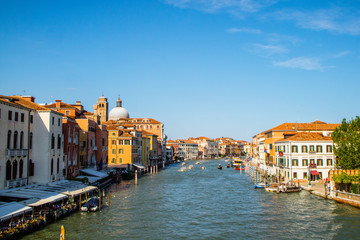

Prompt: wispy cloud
xmin=165 ymin=0 xmax=278 ymax=14
xmin=273 ymin=57 xmax=329 ymax=71
xmin=254 ymin=43 xmax=287 ymax=55
xmin=227 ymin=27 xmax=262 ymax=34
xmin=331 ymin=51 xmax=350 ymax=58
xmin=274 ymin=8 xmax=360 ymax=35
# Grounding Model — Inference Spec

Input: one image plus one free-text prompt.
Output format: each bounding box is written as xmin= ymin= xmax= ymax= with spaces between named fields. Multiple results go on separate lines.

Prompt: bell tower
xmin=94 ymin=95 xmax=108 ymax=124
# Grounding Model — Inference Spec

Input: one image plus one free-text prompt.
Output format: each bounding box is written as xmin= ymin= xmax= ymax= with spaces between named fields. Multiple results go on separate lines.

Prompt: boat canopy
xmin=133 ymin=163 xmax=146 ymax=169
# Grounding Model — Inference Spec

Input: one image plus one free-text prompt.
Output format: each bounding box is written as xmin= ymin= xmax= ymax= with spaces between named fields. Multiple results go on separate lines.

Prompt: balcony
xmin=6 ymin=149 xmax=28 ymax=157
xmin=102 ymin=146 xmax=107 ymax=151
xmin=6 ymin=178 xmax=27 ymax=189
xmin=92 ymin=146 xmax=98 ymax=151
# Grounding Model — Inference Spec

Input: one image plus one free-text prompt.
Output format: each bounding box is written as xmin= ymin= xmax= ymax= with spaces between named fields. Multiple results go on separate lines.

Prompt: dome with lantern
xmin=109 ymin=97 xmax=129 ymax=120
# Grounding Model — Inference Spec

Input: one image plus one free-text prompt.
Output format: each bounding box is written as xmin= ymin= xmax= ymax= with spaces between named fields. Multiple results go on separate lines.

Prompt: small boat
xmin=188 ymin=165 xmax=194 ymax=169
xmin=201 ymin=166 xmax=205 ymax=170
xmin=254 ymin=183 xmax=266 ymax=189
xmin=240 ymin=165 xmax=245 ymax=171
xmin=182 ymin=162 xmax=186 ymax=166
xmin=278 ymin=183 xmax=302 ymax=193
xmin=81 ymin=197 xmax=100 ymax=212
xmin=218 ymin=164 xmax=223 ymax=170
xmin=196 ymin=161 xmax=200 ymax=165
xmin=226 ymin=164 xmax=230 ymax=168
xmin=265 ymin=183 xmax=279 ymax=192
xmin=179 ymin=166 xmax=187 ymax=172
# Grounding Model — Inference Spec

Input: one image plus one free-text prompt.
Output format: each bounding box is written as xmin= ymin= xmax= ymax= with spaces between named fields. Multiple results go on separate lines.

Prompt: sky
xmin=1 ymin=0 xmax=359 ymax=141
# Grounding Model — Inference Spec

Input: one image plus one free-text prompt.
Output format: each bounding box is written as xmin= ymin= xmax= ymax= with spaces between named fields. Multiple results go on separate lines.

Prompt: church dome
xmin=109 ymin=97 xmax=129 ymax=120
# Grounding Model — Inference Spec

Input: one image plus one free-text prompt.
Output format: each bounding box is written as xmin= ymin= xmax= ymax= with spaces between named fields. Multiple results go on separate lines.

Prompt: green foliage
xmin=351 ymin=184 xmax=360 ymax=194
xmin=332 ymin=116 xmax=360 ymax=169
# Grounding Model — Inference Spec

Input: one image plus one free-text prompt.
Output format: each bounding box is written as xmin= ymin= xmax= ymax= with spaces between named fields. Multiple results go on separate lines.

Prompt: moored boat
xmin=254 ymin=183 xmax=266 ymax=189
xmin=218 ymin=164 xmax=223 ymax=170
xmin=81 ymin=197 xmax=100 ymax=212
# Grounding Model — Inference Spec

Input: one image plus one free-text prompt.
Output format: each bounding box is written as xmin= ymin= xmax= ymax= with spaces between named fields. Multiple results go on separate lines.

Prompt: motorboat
xmin=81 ymin=197 xmax=100 ymax=212
xmin=278 ymin=182 xmax=302 ymax=193
xmin=265 ymin=183 xmax=279 ymax=192
xmin=188 ymin=165 xmax=194 ymax=170
xmin=254 ymin=183 xmax=266 ymax=189
xmin=218 ymin=164 xmax=223 ymax=170
xmin=179 ymin=166 xmax=187 ymax=172
xmin=201 ymin=166 xmax=205 ymax=170
xmin=196 ymin=161 xmax=200 ymax=165
xmin=182 ymin=162 xmax=186 ymax=166
xmin=226 ymin=163 xmax=230 ymax=168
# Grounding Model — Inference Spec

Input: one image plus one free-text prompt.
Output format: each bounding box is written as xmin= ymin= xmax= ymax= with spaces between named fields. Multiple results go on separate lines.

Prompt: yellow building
xmin=107 ymin=125 xmax=141 ymax=168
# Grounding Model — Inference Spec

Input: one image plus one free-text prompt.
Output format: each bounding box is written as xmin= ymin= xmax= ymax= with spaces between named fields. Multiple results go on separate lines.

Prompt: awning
xmin=61 ymin=186 xmax=98 ymax=197
xmin=79 ymin=169 xmax=108 ymax=178
xmin=0 ymin=202 xmax=32 ymax=221
xmin=133 ymin=163 xmax=146 ymax=169
xmin=108 ymin=164 xmax=129 ymax=169
xmin=27 ymin=194 xmax=68 ymax=207
xmin=310 ymin=170 xmax=320 ymax=175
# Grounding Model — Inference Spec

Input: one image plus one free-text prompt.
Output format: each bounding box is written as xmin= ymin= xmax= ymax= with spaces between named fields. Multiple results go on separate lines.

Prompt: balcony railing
xmin=6 ymin=178 xmax=27 ymax=189
xmin=7 ymin=149 xmax=28 ymax=157
xmin=92 ymin=146 xmax=98 ymax=151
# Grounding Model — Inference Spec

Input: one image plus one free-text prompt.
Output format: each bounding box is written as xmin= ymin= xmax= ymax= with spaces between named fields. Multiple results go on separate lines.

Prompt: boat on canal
xmin=265 ymin=183 xmax=279 ymax=192
xmin=231 ymin=158 xmax=243 ymax=168
xmin=226 ymin=163 xmax=230 ymax=168
xmin=278 ymin=182 xmax=302 ymax=193
xmin=218 ymin=164 xmax=223 ymax=170
xmin=254 ymin=183 xmax=266 ymax=189
xmin=81 ymin=197 xmax=100 ymax=212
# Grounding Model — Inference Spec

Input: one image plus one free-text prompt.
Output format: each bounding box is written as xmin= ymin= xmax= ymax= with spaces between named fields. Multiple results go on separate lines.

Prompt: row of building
xmin=251 ymin=120 xmax=340 ymax=181
xmin=0 ymin=94 xmax=167 ymax=190
xmin=166 ymin=136 xmax=252 ymax=160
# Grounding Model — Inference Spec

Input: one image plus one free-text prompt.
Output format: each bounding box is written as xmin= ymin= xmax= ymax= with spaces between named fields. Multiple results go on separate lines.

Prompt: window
xmin=119 ymin=149 xmax=123 ymax=154
xmin=8 ymin=110 xmax=12 ymax=120
xmin=13 ymin=131 xmax=18 ymax=149
xmin=7 ymin=130 xmax=11 ymax=149
xmin=292 ymin=145 xmax=298 ymax=153
xmin=65 ymin=110 xmax=70 ymax=115
xmin=310 ymin=159 xmax=315 ymax=164
xmin=6 ymin=160 xmax=11 ymax=180
xmin=326 ymin=145 xmax=333 ymax=153
xmin=57 ymin=135 xmax=61 ymax=149
xmin=112 ymin=149 xmax=116 ymax=154
xmin=302 ymin=146 xmax=308 ymax=153
xmin=15 ymin=112 xmax=18 ymax=121
xmin=21 ymin=113 xmax=24 ymax=122
xmin=30 ymin=115 xmax=33 ymax=123
xmin=302 ymin=159 xmax=308 ymax=166
xmin=303 ymin=172 xmax=307 ymax=179
xmin=30 ymin=132 xmax=33 ymax=149
xmin=51 ymin=134 xmax=55 ymax=149
xmin=19 ymin=160 xmax=23 ymax=178
xmin=118 ymin=140 xmax=123 ymax=145
xmin=316 ymin=145 xmax=322 ymax=153
xmin=293 ymin=172 xmax=297 ymax=179
xmin=111 ymin=140 xmax=116 ymax=145
xmin=292 ymin=159 xmax=298 ymax=166
xmin=58 ymin=118 xmax=60 ymax=126
xmin=124 ymin=140 xmax=130 ymax=145
xmin=111 ymin=158 xmax=115 ymax=163
xmin=29 ymin=160 xmax=34 ymax=176
xmin=57 ymin=158 xmax=60 ymax=174
xmin=12 ymin=160 xmax=18 ymax=179
xmin=51 ymin=159 xmax=54 ymax=175
xmin=112 ymin=132 xmax=116 ymax=136
xmin=270 ymin=144 xmax=273 ymax=150
xmin=20 ymin=131 xmax=24 ymax=149
xmin=327 ymin=159 xmax=333 ymax=166
xmin=119 ymin=158 xmax=122 ymax=163
xmin=317 ymin=159 xmax=323 ymax=166
xmin=52 ymin=117 xmax=55 ymax=125
xmin=309 ymin=145 xmax=315 ymax=152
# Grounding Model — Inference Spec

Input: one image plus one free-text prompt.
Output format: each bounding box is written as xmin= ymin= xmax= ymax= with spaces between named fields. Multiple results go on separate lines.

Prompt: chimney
xmin=55 ymin=100 xmax=61 ymax=108
xmin=23 ymin=96 xmax=35 ymax=102
xmin=76 ymin=101 xmax=81 ymax=105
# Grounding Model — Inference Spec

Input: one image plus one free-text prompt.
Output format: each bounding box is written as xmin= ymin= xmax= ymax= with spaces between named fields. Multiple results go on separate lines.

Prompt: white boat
xmin=196 ymin=161 xmax=200 ymax=165
xmin=181 ymin=162 xmax=186 ymax=166
xmin=179 ymin=167 xmax=187 ymax=172
xmin=188 ymin=165 xmax=194 ymax=169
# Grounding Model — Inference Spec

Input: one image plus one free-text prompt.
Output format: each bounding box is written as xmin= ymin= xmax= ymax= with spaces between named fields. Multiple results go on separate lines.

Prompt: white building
xmin=275 ymin=132 xmax=335 ymax=181
xmin=9 ymin=96 xmax=65 ymax=184
xmin=0 ymin=96 xmax=32 ymax=189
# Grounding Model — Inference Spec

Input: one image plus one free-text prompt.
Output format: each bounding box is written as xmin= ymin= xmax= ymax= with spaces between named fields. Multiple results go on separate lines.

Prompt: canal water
xmin=22 ymin=160 xmax=360 ymax=240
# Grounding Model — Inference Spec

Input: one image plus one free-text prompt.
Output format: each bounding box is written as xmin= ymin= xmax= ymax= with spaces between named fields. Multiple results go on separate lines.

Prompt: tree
xmin=332 ymin=116 xmax=360 ymax=169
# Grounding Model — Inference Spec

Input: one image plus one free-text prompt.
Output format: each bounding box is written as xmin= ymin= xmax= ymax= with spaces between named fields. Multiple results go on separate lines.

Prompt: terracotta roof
xmin=276 ymin=132 xmax=332 ymax=142
xmin=265 ymin=121 xmax=340 ymax=133
xmin=0 ymin=96 xmax=32 ymax=110
xmin=8 ymin=95 xmax=58 ymax=112
xmin=46 ymin=102 xmax=76 ymax=109
xmin=140 ymin=130 xmax=157 ymax=136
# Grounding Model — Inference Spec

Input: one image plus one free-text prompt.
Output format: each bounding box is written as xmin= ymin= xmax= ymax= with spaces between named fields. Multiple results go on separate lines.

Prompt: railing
xmin=6 ymin=178 xmax=27 ymax=189
xmin=6 ymin=149 xmax=28 ymax=157
xmin=92 ymin=146 xmax=98 ymax=151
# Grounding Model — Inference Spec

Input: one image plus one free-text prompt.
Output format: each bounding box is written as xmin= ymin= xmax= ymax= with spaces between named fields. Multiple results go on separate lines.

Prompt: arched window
xmin=51 ymin=159 xmax=54 ymax=175
xmin=19 ymin=159 xmax=24 ymax=178
xmin=57 ymin=158 xmax=60 ymax=174
xmin=6 ymin=160 xmax=11 ymax=180
xmin=12 ymin=160 xmax=18 ymax=179
xmin=30 ymin=132 xmax=33 ymax=149
xmin=51 ymin=134 xmax=55 ymax=149
xmin=13 ymin=131 xmax=18 ymax=149
xmin=7 ymin=130 xmax=11 ymax=149
xmin=20 ymin=131 xmax=24 ymax=149
xmin=57 ymin=135 xmax=61 ymax=149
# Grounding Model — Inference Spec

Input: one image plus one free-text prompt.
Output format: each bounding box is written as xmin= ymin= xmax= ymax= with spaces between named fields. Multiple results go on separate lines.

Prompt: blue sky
xmin=1 ymin=0 xmax=359 ymax=141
